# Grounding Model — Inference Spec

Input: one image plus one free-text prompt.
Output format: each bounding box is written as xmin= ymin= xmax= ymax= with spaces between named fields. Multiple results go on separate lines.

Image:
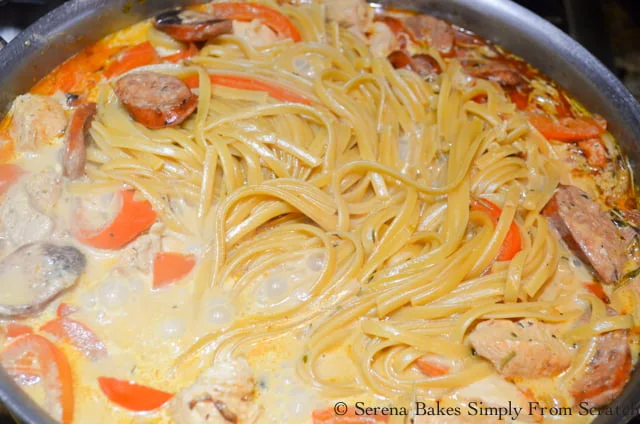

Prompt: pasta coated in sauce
xmin=0 ymin=1 xmax=639 ymax=423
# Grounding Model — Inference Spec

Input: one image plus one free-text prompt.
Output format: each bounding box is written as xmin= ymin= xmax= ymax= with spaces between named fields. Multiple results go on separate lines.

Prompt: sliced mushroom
xmin=0 ymin=243 xmax=86 ymax=317
xmin=154 ymin=9 xmax=233 ymax=42
xmin=114 ymin=71 xmax=198 ymax=129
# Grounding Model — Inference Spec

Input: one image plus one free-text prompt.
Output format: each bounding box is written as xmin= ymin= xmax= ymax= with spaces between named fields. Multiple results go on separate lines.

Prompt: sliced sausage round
xmin=0 ymin=243 xmax=86 ymax=317
xmin=64 ymin=102 xmax=96 ymax=180
xmin=461 ymin=60 xmax=525 ymax=88
xmin=387 ymin=50 xmax=441 ymax=79
xmin=404 ymin=14 xmax=454 ymax=56
xmin=570 ymin=308 xmax=632 ymax=407
xmin=154 ymin=9 xmax=233 ymax=42
xmin=543 ymin=185 xmax=631 ymax=284
xmin=114 ymin=71 xmax=198 ymax=129
xmin=410 ymin=54 xmax=442 ymax=77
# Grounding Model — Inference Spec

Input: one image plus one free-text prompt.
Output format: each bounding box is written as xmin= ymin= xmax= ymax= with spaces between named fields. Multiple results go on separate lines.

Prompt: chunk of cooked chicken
xmin=119 ymin=233 xmax=161 ymax=274
xmin=24 ymin=169 xmax=62 ymax=215
xmin=468 ymin=319 xmax=571 ymax=378
xmin=368 ymin=21 xmax=397 ymax=58
xmin=171 ymin=357 xmax=262 ymax=423
xmin=0 ymin=181 xmax=55 ymax=246
xmin=232 ymin=20 xmax=279 ymax=48
xmin=10 ymin=94 xmax=67 ymax=151
xmin=321 ymin=0 xmax=371 ymax=33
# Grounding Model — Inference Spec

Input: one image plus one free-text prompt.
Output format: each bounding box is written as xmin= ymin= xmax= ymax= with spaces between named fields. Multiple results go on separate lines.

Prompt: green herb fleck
xmin=501 ymin=351 xmax=516 ymax=369
xmin=302 ymin=354 xmax=308 ymax=364
xmin=510 ymin=332 xmax=518 ymax=338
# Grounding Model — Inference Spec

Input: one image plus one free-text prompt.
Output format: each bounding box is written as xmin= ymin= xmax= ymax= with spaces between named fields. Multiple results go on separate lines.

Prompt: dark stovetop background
xmin=1 ymin=0 xmax=640 ymax=423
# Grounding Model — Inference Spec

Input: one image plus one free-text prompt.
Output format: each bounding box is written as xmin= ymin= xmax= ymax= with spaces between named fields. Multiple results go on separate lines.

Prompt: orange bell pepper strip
xmin=97 ymin=377 xmax=174 ymax=411
xmin=471 ymin=198 xmax=522 ymax=262
xmin=56 ymin=303 xmax=79 ymax=317
xmin=415 ymin=356 xmax=450 ymax=377
xmin=312 ymin=406 xmax=389 ymax=423
xmin=164 ymin=43 xmax=199 ymax=63
xmin=508 ymin=89 xmax=529 ymax=110
xmin=153 ymin=252 xmax=197 ymax=289
xmin=104 ymin=42 xmax=161 ymax=79
xmin=1 ymin=335 xmax=74 ymax=424
xmin=0 ymin=163 xmax=24 ymax=195
xmin=528 ymin=114 xmax=606 ymax=142
xmin=5 ymin=324 xmax=33 ymax=339
xmin=183 ymin=73 xmax=312 ymax=105
xmin=41 ymin=317 xmax=107 ymax=360
xmin=209 ymin=2 xmax=301 ymax=42
xmin=31 ymin=41 xmax=123 ymax=95
xmin=73 ymin=189 xmax=157 ymax=250
xmin=584 ymin=282 xmax=609 ymax=303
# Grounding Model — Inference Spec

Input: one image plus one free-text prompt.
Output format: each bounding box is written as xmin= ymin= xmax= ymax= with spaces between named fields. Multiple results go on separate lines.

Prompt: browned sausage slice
xmin=63 ymin=102 xmax=96 ymax=180
xmin=570 ymin=308 xmax=632 ymax=407
xmin=387 ymin=50 xmax=441 ymax=79
xmin=154 ymin=9 xmax=233 ymax=42
xmin=461 ymin=60 xmax=525 ymax=88
xmin=543 ymin=185 xmax=632 ymax=284
xmin=411 ymin=54 xmax=442 ymax=76
xmin=404 ymin=14 xmax=454 ymax=56
xmin=114 ymin=71 xmax=198 ymax=129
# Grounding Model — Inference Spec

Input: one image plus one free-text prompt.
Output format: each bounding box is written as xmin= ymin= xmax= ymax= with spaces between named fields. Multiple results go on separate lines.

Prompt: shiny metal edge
xmin=0 ymin=0 xmax=639 ymax=423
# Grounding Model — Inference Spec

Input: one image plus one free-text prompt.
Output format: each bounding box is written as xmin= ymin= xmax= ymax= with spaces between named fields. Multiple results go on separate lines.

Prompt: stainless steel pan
xmin=1 ymin=0 xmax=639 ymax=422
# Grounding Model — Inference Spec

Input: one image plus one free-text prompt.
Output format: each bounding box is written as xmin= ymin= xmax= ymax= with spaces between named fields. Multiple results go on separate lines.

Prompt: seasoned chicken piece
xmin=468 ymin=319 xmax=571 ymax=378
xmin=119 ymin=233 xmax=161 ymax=274
xmin=0 ymin=243 xmax=86 ymax=317
xmin=171 ymin=357 xmax=262 ymax=423
xmin=455 ymin=376 xmax=541 ymax=422
xmin=24 ymin=169 xmax=62 ymax=215
xmin=321 ymin=0 xmax=371 ymax=33
xmin=544 ymin=185 xmax=633 ymax=284
xmin=368 ymin=21 xmax=397 ymax=58
xmin=0 ymin=183 xmax=55 ymax=246
xmin=10 ymin=94 xmax=67 ymax=151
xmin=232 ymin=20 xmax=279 ymax=48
